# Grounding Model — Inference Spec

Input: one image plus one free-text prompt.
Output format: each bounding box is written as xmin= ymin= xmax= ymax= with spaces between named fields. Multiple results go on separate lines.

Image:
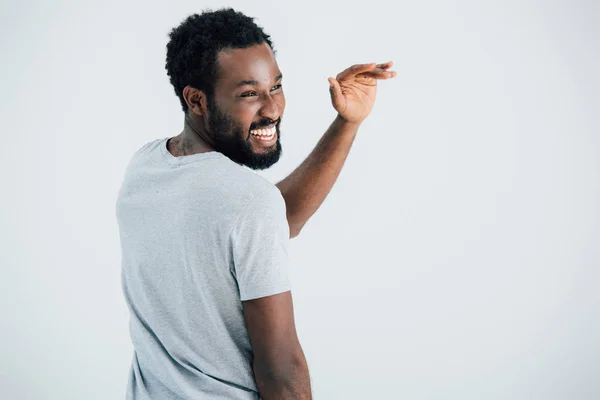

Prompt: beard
xmin=207 ymin=98 xmax=282 ymax=170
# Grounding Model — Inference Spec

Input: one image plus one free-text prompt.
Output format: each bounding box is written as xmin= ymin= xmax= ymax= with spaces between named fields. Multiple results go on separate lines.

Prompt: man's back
xmin=116 ymin=138 xmax=291 ymax=399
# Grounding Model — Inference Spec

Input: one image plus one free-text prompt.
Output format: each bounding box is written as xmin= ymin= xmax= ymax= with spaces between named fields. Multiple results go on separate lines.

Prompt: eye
xmin=240 ymin=91 xmax=258 ymax=97
xmin=271 ymin=84 xmax=282 ymax=91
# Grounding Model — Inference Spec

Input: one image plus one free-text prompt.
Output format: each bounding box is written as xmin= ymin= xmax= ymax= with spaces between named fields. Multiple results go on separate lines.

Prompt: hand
xmin=328 ymin=61 xmax=397 ymax=124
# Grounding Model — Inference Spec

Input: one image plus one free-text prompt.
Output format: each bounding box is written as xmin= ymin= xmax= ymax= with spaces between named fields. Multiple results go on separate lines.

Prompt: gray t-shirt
xmin=116 ymin=138 xmax=291 ymax=399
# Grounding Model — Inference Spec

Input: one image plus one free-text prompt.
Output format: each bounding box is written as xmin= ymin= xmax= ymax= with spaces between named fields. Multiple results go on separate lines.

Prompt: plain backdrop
xmin=1 ymin=0 xmax=599 ymax=399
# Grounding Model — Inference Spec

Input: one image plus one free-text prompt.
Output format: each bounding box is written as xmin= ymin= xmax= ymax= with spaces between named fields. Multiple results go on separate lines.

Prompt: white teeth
xmin=251 ymin=126 xmax=276 ymax=137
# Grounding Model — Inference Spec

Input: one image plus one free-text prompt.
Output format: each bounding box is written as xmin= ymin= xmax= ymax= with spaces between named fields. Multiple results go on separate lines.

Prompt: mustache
xmin=250 ymin=118 xmax=280 ymax=130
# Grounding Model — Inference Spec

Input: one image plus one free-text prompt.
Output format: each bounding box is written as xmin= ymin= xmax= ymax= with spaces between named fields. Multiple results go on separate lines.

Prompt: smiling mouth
xmin=249 ymin=125 xmax=277 ymax=140
xmin=249 ymin=119 xmax=279 ymax=141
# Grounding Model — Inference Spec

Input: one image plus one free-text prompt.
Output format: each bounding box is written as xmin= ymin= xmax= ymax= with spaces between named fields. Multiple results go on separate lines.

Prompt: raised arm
xmin=277 ymin=62 xmax=397 ymax=238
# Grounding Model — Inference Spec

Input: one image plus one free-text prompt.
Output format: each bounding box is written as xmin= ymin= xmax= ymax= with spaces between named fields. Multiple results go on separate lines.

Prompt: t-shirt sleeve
xmin=230 ymin=185 xmax=291 ymax=301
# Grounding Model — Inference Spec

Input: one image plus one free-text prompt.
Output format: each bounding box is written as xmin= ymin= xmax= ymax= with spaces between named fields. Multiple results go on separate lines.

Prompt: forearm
xmin=254 ymin=353 xmax=312 ymax=399
xmin=277 ymin=114 xmax=361 ymax=237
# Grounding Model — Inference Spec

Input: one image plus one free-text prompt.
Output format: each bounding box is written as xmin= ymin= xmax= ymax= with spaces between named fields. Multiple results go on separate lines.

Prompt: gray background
xmin=1 ymin=0 xmax=599 ymax=399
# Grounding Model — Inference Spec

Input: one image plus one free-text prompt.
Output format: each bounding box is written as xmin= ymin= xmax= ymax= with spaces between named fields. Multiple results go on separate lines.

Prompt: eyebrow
xmin=235 ymin=74 xmax=283 ymax=88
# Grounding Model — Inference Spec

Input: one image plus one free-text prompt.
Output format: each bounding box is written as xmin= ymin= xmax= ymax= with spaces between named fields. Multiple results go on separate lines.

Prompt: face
xmin=206 ymin=43 xmax=286 ymax=170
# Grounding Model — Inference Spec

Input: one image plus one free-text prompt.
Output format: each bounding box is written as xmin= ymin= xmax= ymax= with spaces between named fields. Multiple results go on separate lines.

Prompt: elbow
xmin=286 ymin=214 xmax=305 ymax=239
xmin=289 ymin=222 xmax=304 ymax=239
xmin=289 ymin=228 xmax=301 ymax=239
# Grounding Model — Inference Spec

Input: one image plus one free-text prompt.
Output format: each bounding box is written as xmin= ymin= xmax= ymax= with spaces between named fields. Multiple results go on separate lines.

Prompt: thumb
xmin=328 ymin=77 xmax=345 ymax=113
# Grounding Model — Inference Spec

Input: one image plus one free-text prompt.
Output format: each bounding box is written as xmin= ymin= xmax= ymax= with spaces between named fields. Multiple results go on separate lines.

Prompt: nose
xmin=259 ymin=94 xmax=281 ymax=122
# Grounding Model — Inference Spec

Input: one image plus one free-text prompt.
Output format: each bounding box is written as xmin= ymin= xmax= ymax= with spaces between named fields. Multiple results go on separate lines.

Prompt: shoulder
xmin=132 ymin=138 xmax=164 ymax=159
xmin=181 ymin=155 xmax=286 ymax=230
xmin=123 ymin=138 xmax=164 ymax=171
xmin=215 ymin=157 xmax=285 ymax=208
xmin=215 ymin=163 xmax=287 ymax=232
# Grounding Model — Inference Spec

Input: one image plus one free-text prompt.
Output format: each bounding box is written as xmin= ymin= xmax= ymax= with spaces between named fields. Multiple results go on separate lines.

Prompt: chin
xmin=244 ymin=141 xmax=282 ymax=170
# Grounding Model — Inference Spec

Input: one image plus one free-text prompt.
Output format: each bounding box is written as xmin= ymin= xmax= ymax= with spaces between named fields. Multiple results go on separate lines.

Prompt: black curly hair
xmin=165 ymin=8 xmax=275 ymax=113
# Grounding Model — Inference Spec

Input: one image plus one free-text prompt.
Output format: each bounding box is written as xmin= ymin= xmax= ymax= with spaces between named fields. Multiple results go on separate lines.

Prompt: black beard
xmin=207 ymin=99 xmax=282 ymax=170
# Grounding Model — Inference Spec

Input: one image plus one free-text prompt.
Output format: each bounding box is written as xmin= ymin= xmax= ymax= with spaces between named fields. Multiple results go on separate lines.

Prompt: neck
xmin=169 ymin=115 xmax=214 ymax=157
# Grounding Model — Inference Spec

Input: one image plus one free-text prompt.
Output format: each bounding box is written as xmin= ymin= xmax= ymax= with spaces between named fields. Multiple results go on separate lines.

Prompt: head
xmin=165 ymin=9 xmax=285 ymax=170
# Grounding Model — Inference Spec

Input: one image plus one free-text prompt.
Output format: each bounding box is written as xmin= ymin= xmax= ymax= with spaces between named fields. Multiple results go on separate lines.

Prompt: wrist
xmin=334 ymin=113 xmax=362 ymax=129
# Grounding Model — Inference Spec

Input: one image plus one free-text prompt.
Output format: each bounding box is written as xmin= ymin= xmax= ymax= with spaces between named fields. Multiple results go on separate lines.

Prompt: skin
xmin=168 ymin=42 xmax=396 ymax=237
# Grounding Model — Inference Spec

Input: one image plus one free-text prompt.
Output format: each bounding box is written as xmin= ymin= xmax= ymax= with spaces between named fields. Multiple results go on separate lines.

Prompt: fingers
xmin=376 ymin=61 xmax=393 ymax=69
xmin=336 ymin=63 xmax=377 ymax=80
xmin=366 ymin=60 xmax=396 ymax=79
xmin=362 ymin=69 xmax=397 ymax=79
xmin=328 ymin=77 xmax=346 ymax=112
xmin=337 ymin=61 xmax=397 ymax=81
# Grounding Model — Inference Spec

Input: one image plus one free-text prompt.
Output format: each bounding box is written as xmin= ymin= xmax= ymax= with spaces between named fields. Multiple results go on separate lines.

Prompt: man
xmin=116 ymin=8 xmax=395 ymax=400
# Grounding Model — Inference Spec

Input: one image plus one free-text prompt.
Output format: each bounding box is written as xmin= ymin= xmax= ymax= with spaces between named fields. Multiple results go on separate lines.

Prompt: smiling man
xmin=170 ymin=41 xmax=286 ymax=170
xmin=116 ymin=8 xmax=395 ymax=400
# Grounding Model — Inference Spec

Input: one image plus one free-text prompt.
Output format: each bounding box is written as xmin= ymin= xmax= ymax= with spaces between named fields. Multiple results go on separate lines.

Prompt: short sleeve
xmin=230 ymin=185 xmax=291 ymax=301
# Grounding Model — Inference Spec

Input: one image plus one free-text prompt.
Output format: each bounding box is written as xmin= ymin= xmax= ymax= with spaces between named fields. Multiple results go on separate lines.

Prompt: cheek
xmin=233 ymin=105 xmax=258 ymax=130
xmin=278 ymin=93 xmax=286 ymax=111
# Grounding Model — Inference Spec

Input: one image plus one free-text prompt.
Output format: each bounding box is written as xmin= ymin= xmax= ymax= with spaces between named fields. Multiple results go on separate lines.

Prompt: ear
xmin=183 ymin=85 xmax=207 ymax=116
